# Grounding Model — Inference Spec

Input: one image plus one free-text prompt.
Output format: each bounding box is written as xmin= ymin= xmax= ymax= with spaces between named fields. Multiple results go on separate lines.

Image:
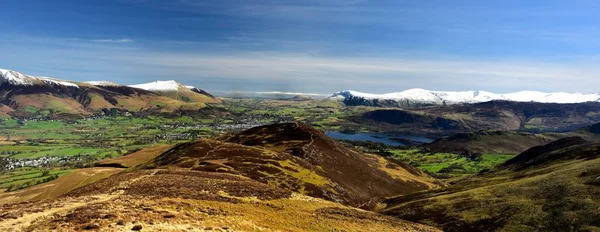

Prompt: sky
xmin=1 ymin=0 xmax=600 ymax=94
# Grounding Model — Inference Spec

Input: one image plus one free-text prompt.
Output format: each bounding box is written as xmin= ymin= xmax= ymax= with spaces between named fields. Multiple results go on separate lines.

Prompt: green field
xmin=0 ymin=117 xmax=219 ymax=160
xmin=0 ymin=116 xmax=226 ymax=192
xmin=0 ymin=168 xmax=73 ymax=191
xmin=389 ymin=149 xmax=516 ymax=178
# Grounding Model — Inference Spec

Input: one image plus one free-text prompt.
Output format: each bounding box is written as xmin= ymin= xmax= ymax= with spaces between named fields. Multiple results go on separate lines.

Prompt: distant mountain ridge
xmin=0 ymin=68 xmax=220 ymax=118
xmin=329 ymin=89 xmax=600 ymax=107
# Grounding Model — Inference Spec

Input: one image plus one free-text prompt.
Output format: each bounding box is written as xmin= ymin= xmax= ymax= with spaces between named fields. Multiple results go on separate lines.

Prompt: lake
xmin=325 ymin=131 xmax=435 ymax=147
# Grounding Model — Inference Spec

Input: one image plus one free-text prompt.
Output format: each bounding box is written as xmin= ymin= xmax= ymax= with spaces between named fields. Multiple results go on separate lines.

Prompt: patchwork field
xmin=389 ymin=149 xmax=516 ymax=179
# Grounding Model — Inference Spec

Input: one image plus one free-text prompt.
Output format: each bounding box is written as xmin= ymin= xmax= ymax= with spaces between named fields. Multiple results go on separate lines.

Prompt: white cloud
xmin=1 ymin=34 xmax=599 ymax=94
xmin=254 ymin=91 xmax=327 ymax=96
xmin=90 ymin=39 xmax=135 ymax=43
xmin=129 ymin=52 xmax=600 ymax=93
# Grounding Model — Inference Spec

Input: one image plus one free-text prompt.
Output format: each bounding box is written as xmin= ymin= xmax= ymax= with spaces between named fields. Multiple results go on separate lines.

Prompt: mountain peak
xmin=330 ymin=89 xmax=600 ymax=106
xmin=0 ymin=68 xmax=36 ymax=85
xmin=129 ymin=80 xmax=183 ymax=91
xmin=85 ymin=80 xmax=121 ymax=86
xmin=1 ymin=68 xmax=79 ymax=88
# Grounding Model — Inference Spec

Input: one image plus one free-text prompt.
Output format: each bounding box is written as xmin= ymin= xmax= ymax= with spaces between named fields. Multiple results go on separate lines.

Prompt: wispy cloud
xmin=90 ymin=39 xmax=135 ymax=43
xmin=2 ymin=34 xmax=600 ymax=94
xmin=254 ymin=91 xmax=327 ymax=96
xmin=123 ymin=51 xmax=600 ymax=93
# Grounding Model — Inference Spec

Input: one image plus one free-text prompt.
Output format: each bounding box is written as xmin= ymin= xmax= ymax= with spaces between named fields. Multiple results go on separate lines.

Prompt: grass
xmin=382 ymin=146 xmax=600 ymax=232
xmin=388 ymin=149 xmax=516 ymax=178
xmin=0 ymin=116 xmax=218 ymax=160
xmin=0 ymin=167 xmax=122 ymax=203
xmin=11 ymin=148 xmax=104 ymax=159
xmin=0 ymin=168 xmax=73 ymax=190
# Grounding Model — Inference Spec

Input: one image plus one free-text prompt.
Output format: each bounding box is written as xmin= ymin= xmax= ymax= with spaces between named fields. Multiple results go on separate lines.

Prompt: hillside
xmin=420 ymin=131 xmax=564 ymax=155
xmin=129 ymin=80 xmax=218 ymax=103
xmin=0 ymin=124 xmax=443 ymax=231
xmin=0 ymin=168 xmax=440 ymax=231
xmin=146 ymin=122 xmax=442 ymax=208
xmin=0 ymin=69 xmax=220 ymax=118
xmin=418 ymin=122 xmax=600 ymax=155
xmin=381 ymin=137 xmax=600 ymax=232
xmin=352 ymin=101 xmax=600 ymax=134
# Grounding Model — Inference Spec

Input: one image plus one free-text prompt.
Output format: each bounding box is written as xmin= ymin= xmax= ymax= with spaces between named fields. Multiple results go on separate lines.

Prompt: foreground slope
xmin=382 ymin=137 xmax=600 ymax=232
xmin=146 ymin=122 xmax=442 ymax=208
xmin=0 ymin=169 xmax=439 ymax=231
xmin=0 ymin=123 xmax=444 ymax=231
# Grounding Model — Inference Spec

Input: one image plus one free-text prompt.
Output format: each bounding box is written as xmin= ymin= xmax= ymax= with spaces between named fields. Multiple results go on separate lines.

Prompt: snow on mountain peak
xmin=129 ymin=80 xmax=183 ymax=91
xmin=0 ymin=68 xmax=35 ymax=85
xmin=40 ymin=77 xmax=79 ymax=88
xmin=1 ymin=68 xmax=79 ymax=88
xmin=85 ymin=81 xmax=121 ymax=87
xmin=329 ymin=89 xmax=600 ymax=105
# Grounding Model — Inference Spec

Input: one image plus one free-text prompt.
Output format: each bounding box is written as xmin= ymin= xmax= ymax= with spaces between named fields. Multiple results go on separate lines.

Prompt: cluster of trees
xmin=0 ymin=157 xmax=7 ymax=173
xmin=5 ymin=170 xmax=59 ymax=192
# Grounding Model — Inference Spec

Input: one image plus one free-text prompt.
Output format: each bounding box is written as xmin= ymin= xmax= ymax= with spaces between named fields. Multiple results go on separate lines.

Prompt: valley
xmin=3 ymin=1 xmax=599 ymax=231
xmin=2 ymin=79 xmax=600 ymax=231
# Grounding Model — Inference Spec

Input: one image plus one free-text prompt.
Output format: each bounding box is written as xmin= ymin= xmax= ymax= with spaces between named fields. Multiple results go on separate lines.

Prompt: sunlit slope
xmin=0 ymin=168 xmax=440 ymax=232
xmin=0 ymin=69 xmax=220 ymax=118
xmin=382 ymin=137 xmax=600 ymax=232
xmin=145 ymin=122 xmax=442 ymax=208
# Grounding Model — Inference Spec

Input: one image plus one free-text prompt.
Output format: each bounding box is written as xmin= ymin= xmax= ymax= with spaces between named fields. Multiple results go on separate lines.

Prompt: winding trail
xmin=0 ymin=170 xmax=158 ymax=231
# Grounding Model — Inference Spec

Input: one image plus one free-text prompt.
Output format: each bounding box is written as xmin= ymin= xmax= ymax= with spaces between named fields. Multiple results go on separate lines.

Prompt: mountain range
xmin=0 ymin=69 xmax=220 ymax=118
xmin=330 ymin=89 xmax=600 ymax=107
xmin=351 ymin=101 xmax=600 ymax=135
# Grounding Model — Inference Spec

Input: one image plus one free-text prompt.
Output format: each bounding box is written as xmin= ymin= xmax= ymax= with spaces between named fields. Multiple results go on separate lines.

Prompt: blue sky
xmin=1 ymin=0 xmax=600 ymax=94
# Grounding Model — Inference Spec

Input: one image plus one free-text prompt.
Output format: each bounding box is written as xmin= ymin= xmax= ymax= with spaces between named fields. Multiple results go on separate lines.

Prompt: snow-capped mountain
xmin=1 ymin=68 xmax=79 ymax=88
xmin=0 ymin=68 xmax=220 ymax=118
xmin=129 ymin=80 xmax=183 ymax=92
xmin=85 ymin=81 xmax=121 ymax=86
xmin=128 ymin=80 xmax=217 ymax=101
xmin=329 ymin=89 xmax=600 ymax=107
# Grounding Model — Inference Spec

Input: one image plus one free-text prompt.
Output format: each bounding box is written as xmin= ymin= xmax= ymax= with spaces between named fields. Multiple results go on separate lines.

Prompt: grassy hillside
xmin=381 ymin=137 xmax=600 ymax=232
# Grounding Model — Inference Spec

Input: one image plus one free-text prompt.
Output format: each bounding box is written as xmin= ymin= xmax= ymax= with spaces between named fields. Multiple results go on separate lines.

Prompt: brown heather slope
xmin=0 ymin=104 xmax=14 ymax=118
xmin=95 ymin=144 xmax=174 ymax=168
xmin=0 ymin=138 xmax=441 ymax=231
xmin=142 ymin=123 xmax=441 ymax=208
xmin=0 ymin=169 xmax=440 ymax=232
xmin=381 ymin=137 xmax=600 ymax=232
